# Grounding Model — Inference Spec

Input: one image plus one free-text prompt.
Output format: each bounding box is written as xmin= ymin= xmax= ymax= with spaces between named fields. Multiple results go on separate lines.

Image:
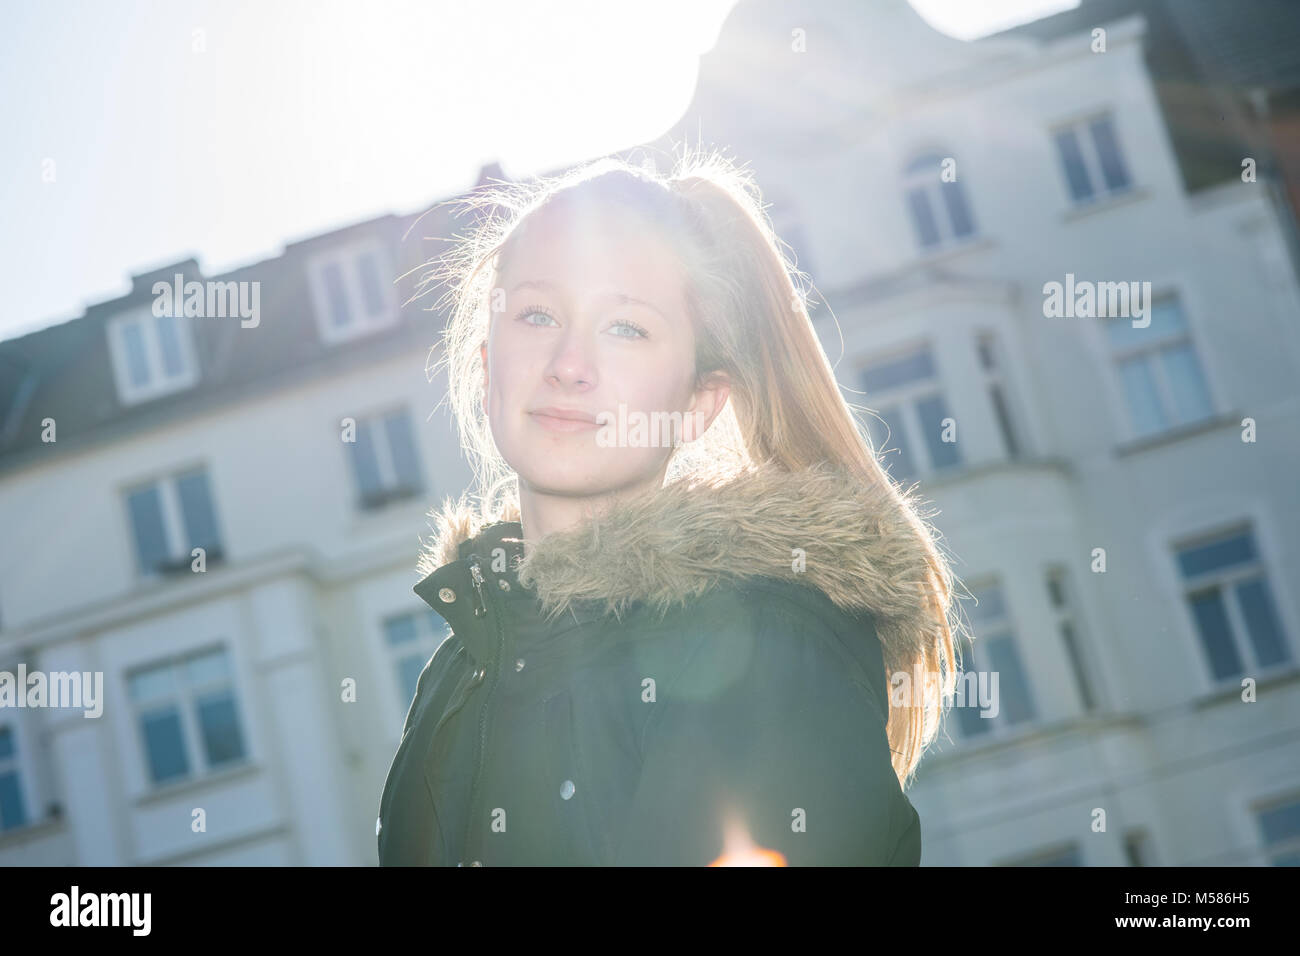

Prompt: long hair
xmin=412 ymin=146 xmax=962 ymax=788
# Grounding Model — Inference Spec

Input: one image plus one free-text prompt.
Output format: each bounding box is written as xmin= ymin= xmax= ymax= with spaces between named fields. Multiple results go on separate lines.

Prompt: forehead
xmin=499 ymin=202 xmax=687 ymax=312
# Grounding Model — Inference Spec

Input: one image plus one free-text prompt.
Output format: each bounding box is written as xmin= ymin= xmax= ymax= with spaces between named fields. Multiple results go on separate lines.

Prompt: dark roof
xmin=1165 ymin=0 xmax=1300 ymax=92
xmin=1000 ymin=0 xmax=1300 ymax=92
xmin=0 ymin=189 xmax=490 ymax=474
xmin=990 ymin=0 xmax=1300 ymax=192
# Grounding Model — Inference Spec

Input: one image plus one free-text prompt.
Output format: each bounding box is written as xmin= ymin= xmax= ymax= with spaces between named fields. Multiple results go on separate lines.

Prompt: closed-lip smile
xmin=530 ymin=406 xmax=599 ymax=422
xmin=529 ymin=406 xmax=602 ymax=432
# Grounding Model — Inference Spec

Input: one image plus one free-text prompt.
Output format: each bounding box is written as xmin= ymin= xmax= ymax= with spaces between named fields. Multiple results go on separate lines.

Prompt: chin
xmin=514 ymin=455 xmax=613 ymax=494
xmin=520 ymin=452 xmax=656 ymax=497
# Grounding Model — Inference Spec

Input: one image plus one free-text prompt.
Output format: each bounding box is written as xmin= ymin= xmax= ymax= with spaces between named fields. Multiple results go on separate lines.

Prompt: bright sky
xmin=0 ymin=0 xmax=1077 ymax=341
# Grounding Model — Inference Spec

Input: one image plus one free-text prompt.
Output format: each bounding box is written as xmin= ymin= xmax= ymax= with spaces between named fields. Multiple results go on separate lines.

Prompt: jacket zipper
xmin=462 ymin=552 xmax=506 ymax=864
xmin=469 ymin=556 xmax=488 ymax=617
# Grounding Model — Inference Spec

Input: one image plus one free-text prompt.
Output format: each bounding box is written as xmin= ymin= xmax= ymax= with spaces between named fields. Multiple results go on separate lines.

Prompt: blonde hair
xmin=413 ymin=146 xmax=962 ymax=788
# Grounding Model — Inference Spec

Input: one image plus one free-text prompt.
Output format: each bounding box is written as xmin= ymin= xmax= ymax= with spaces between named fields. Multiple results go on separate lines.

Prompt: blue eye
xmin=610 ymin=320 xmax=649 ymax=339
xmin=514 ymin=306 xmax=648 ymax=340
xmin=516 ymin=306 xmax=557 ymax=327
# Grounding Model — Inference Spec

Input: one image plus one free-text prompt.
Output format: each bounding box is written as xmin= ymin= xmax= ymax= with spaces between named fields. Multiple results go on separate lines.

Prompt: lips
xmin=529 ymin=407 xmax=603 ymax=433
xmin=529 ymin=407 xmax=599 ymax=423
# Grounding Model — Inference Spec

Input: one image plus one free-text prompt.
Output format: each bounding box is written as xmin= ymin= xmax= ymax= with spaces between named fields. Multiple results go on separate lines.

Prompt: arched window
xmin=902 ymin=152 xmax=976 ymax=250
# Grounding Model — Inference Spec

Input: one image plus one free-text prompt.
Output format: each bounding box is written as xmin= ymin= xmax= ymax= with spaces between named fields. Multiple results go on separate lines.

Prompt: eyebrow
xmin=509 ymin=279 xmax=668 ymax=321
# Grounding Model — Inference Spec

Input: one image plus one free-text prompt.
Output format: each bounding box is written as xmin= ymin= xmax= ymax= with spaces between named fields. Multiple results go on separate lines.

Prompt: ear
xmin=682 ymin=371 xmax=731 ymax=442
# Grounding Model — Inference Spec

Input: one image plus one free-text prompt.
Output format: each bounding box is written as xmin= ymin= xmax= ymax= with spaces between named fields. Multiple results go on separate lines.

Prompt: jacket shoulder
xmin=616 ymin=577 xmax=916 ymax=865
xmin=651 ymin=575 xmax=888 ymax=721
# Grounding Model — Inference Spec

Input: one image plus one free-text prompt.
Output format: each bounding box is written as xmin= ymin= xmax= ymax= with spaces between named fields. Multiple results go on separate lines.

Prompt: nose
xmin=543 ymin=327 xmax=598 ymax=389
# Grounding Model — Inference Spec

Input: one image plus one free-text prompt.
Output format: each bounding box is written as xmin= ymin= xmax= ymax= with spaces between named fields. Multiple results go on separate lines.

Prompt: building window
xmin=1053 ymin=113 xmax=1132 ymax=203
xmin=107 ymin=307 xmax=199 ymax=406
xmin=349 ymin=408 xmax=424 ymax=510
xmin=1106 ymin=296 xmax=1214 ymax=440
xmin=1175 ymin=525 xmax=1291 ymax=683
xmin=1045 ymin=566 xmax=1099 ymax=712
xmin=861 ymin=343 xmax=961 ymax=484
xmin=955 ymin=581 xmax=1037 ymax=740
xmin=127 ymin=646 xmax=248 ymax=787
xmin=0 ymin=724 xmax=29 ymax=832
xmin=903 ymin=153 xmax=976 ymax=250
xmin=1123 ymin=830 xmax=1154 ymax=866
xmin=975 ymin=332 xmax=1023 ymax=458
xmin=1255 ymin=796 xmax=1300 ymax=865
xmin=998 ymin=842 xmax=1082 ymax=866
xmin=307 ymin=239 xmax=397 ymax=344
xmin=125 ymin=466 xmax=224 ymax=577
xmin=384 ymin=609 xmax=451 ymax=710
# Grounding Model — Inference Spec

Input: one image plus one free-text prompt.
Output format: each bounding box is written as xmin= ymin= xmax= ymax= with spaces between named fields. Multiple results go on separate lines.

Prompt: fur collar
xmin=418 ymin=459 xmax=945 ymax=676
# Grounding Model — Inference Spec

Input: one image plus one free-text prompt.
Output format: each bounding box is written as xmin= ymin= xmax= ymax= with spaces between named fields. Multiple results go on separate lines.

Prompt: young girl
xmin=377 ymin=150 xmax=962 ymax=866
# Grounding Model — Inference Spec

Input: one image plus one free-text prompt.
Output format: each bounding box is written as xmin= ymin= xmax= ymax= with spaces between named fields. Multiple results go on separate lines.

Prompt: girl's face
xmin=481 ymin=203 xmax=728 ymax=501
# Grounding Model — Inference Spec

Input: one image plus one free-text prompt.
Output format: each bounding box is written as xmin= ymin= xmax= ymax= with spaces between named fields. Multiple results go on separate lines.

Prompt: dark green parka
xmin=376 ymin=461 xmax=930 ymax=866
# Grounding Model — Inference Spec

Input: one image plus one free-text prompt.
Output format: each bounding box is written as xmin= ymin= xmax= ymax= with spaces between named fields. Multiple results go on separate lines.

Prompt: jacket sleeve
xmin=377 ymin=635 xmax=459 ymax=864
xmin=611 ymin=591 xmax=921 ymax=866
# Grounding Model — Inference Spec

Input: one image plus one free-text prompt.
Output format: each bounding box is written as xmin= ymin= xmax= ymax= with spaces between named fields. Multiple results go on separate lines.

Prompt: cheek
xmin=487 ymin=332 xmax=537 ymax=391
xmin=620 ymin=360 xmax=694 ymax=414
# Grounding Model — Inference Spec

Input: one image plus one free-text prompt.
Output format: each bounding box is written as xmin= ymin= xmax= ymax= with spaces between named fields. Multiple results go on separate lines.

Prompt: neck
xmin=517 ymin=466 xmax=669 ymax=558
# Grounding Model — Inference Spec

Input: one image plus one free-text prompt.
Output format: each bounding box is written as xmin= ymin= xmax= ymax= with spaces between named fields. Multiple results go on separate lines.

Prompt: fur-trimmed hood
xmin=417 ymin=459 xmax=948 ymax=678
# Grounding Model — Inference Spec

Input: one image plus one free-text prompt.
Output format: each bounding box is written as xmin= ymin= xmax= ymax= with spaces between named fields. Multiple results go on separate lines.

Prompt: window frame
xmin=1122 ymin=829 xmax=1155 ymax=867
xmin=859 ymin=340 xmax=962 ymax=484
xmin=346 ymin=406 xmax=425 ymax=510
xmin=1103 ymin=296 xmax=1216 ymax=439
xmin=306 ymin=237 xmax=398 ymax=345
xmin=996 ymin=841 xmax=1083 ymax=866
xmin=1146 ymin=496 xmax=1299 ymax=705
xmin=1227 ymin=768 xmax=1300 ymax=866
xmin=1172 ymin=523 xmax=1294 ymax=686
xmin=1049 ymin=110 xmax=1133 ymax=206
xmin=125 ymin=643 xmax=250 ymax=791
xmin=1044 ymin=564 xmax=1105 ymax=713
xmin=1253 ymin=794 xmax=1300 ymax=866
xmin=121 ymin=463 xmax=226 ymax=579
xmin=900 ymin=151 xmax=979 ymax=253
xmin=1076 ymin=278 xmax=1226 ymax=448
xmin=106 ymin=305 xmax=200 ymax=406
xmin=974 ymin=330 xmax=1025 ymax=460
xmin=0 ymin=719 xmax=32 ymax=833
xmin=952 ymin=578 xmax=1038 ymax=744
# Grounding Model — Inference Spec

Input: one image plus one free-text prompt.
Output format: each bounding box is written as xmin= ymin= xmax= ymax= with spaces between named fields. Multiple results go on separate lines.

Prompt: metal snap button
xmin=470 ymin=860 xmax=483 ymax=866
xmin=498 ymin=579 xmax=511 ymax=591
xmin=515 ymin=658 xmax=525 ymax=671
xmin=438 ymin=587 xmax=456 ymax=603
xmin=560 ymin=779 xmax=575 ymax=800
xmin=473 ymin=667 xmax=485 ymax=681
